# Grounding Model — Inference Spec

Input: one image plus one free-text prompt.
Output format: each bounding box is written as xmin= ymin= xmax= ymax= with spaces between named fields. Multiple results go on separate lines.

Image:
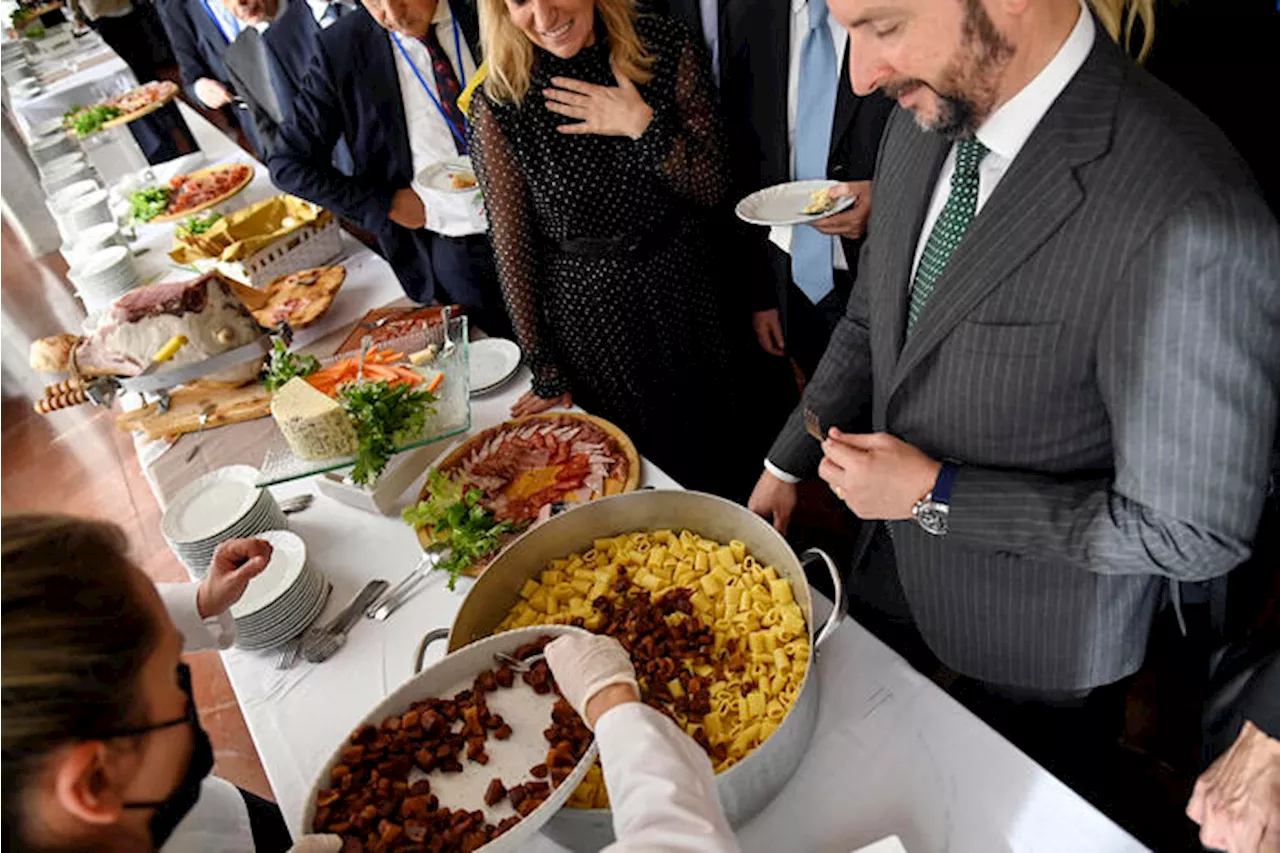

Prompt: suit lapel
xmin=366 ymin=21 xmax=413 ymax=180
xmin=886 ymin=39 xmax=1122 ymax=398
xmin=827 ymin=41 xmax=857 ymax=163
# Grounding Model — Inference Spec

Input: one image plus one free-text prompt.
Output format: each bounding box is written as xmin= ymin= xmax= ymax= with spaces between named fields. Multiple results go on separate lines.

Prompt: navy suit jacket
xmin=268 ymin=5 xmax=480 ymax=299
xmin=155 ymin=0 xmax=233 ymax=97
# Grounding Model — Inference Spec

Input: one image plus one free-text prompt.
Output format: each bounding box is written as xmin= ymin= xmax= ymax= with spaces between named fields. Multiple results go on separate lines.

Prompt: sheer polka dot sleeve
xmin=631 ymin=30 xmax=730 ymax=211
xmin=470 ymin=93 xmax=570 ymax=398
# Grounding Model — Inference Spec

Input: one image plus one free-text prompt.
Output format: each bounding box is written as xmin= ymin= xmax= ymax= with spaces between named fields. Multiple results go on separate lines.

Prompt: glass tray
xmin=255 ymin=316 xmax=470 ymax=487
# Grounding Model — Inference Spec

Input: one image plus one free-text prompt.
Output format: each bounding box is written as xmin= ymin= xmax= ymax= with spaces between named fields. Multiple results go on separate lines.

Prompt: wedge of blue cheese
xmin=271 ymin=376 xmax=358 ymax=460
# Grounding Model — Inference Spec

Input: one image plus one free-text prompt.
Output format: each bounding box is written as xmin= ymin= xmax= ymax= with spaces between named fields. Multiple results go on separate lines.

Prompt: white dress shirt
xmin=769 ymin=0 xmax=851 ymax=271
xmin=390 ymin=3 xmax=485 ymax=237
xmin=765 ymin=1 xmax=1096 ymax=485
xmin=156 ymin=584 xmax=255 ymax=853
xmin=597 ymin=702 xmax=739 ymax=853
xmin=305 ymin=0 xmax=355 ymax=27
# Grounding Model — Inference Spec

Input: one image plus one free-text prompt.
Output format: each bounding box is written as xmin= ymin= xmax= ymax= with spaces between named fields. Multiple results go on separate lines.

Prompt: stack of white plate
xmin=29 ymin=132 xmax=78 ymax=167
xmin=161 ymin=466 xmax=289 ymax=576
xmin=70 ymin=245 xmax=140 ymax=313
xmin=41 ymin=155 xmax=94 ymax=195
xmin=30 ymin=117 xmax=66 ymax=138
xmin=230 ymin=530 xmax=331 ymax=651
xmin=61 ymin=188 xmax=112 ymax=231
xmin=66 ymin=222 xmax=123 ymax=263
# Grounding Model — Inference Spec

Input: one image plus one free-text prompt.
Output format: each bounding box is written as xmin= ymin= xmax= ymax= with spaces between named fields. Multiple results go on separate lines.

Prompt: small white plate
xmin=230 ymin=530 xmax=307 ymax=619
xmin=469 ymin=337 xmax=522 ymax=395
xmin=162 ymin=465 xmax=263 ymax=544
xmin=416 ymin=156 xmax=479 ymax=194
xmin=735 ymin=179 xmax=857 ymax=227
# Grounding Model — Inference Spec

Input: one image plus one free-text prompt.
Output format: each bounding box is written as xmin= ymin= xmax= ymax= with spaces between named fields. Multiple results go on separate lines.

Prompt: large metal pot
xmin=415 ymin=490 xmax=848 ymax=851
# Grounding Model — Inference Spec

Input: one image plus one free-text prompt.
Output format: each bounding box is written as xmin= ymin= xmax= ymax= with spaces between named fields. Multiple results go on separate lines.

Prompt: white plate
xmin=237 ymin=576 xmax=330 ymax=650
xmin=850 ymin=837 xmax=908 ymax=853
xmin=416 ymin=156 xmax=478 ymax=194
xmin=162 ymin=465 xmax=263 ymax=544
xmin=735 ymin=179 xmax=857 ymax=227
xmin=230 ymin=530 xmax=307 ymax=618
xmin=297 ymin=625 xmax=599 ymax=848
xmin=469 ymin=337 xmax=521 ymax=395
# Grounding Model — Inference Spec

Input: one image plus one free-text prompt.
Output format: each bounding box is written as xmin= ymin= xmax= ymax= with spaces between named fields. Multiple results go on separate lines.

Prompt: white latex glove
xmin=194 ymin=77 xmax=233 ymax=109
xmin=544 ymin=634 xmax=639 ymax=728
xmin=287 ymin=834 xmax=343 ymax=853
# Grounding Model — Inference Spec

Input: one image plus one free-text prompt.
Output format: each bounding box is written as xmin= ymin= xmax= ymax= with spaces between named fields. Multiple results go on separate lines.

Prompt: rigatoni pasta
xmin=497 ymin=530 xmax=811 ymax=808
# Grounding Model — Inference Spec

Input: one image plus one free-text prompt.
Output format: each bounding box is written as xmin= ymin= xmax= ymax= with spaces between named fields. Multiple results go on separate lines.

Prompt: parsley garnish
xmin=128 ymin=185 xmax=172 ymax=222
xmin=339 ymin=381 xmax=436 ymax=488
xmin=262 ymin=339 xmax=321 ymax=392
xmin=402 ymin=470 xmax=516 ymax=590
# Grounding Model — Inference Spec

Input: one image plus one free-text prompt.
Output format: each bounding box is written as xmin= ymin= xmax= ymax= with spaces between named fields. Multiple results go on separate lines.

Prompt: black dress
xmin=470 ymin=15 xmax=760 ymax=497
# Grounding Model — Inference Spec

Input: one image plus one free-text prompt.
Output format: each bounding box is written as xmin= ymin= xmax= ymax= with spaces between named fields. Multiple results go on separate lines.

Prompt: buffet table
xmin=7 ymin=28 xmax=132 ymax=137
xmin=104 ymin=55 xmax=1148 ymax=853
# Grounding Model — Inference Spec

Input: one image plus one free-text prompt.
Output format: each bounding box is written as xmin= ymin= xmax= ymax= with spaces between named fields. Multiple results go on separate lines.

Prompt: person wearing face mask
xmin=0 ymin=515 xmax=333 ymax=853
xmin=267 ymin=0 xmax=513 ymax=337
xmin=467 ymin=0 xmax=768 ymax=499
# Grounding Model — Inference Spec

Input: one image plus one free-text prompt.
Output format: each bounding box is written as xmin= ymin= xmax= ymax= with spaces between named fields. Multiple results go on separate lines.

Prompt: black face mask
xmin=104 ymin=663 xmax=215 ymax=850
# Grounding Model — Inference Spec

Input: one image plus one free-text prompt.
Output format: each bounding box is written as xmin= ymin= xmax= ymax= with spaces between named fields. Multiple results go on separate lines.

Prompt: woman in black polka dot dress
xmin=470 ymin=0 xmax=760 ymax=497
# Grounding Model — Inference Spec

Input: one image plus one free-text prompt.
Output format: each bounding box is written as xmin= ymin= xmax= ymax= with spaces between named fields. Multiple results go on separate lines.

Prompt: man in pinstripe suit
xmin=749 ymin=0 xmax=1280 ymax=787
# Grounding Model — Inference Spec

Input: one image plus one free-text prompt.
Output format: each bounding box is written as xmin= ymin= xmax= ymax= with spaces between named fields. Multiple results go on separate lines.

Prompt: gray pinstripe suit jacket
xmin=768 ymin=35 xmax=1280 ymax=690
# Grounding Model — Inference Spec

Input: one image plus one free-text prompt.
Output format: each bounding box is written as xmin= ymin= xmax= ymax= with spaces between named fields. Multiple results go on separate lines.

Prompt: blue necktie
xmin=791 ymin=0 xmax=837 ymax=305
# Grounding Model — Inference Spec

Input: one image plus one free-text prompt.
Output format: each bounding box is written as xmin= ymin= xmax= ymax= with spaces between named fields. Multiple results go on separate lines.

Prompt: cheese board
xmin=116 ymin=382 xmax=272 ymax=440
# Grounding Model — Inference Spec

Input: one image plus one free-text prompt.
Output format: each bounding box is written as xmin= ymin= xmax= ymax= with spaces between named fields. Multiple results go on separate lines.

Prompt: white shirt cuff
xmin=158 ymin=583 xmax=236 ymax=653
xmin=764 ymin=459 xmax=801 ymax=484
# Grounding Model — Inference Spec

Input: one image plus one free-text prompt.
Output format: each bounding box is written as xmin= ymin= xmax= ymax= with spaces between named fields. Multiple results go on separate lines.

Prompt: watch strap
xmin=931 ymin=463 xmax=958 ymax=506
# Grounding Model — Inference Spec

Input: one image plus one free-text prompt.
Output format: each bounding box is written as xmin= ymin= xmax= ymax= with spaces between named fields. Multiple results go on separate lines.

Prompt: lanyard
xmin=391 ymin=21 xmax=469 ymax=153
xmin=199 ymin=0 xmax=239 ymax=44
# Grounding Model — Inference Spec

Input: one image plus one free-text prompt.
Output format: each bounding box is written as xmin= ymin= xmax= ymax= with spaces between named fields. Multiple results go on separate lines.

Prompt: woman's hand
xmin=512 ymin=390 xmax=572 ymax=418
xmin=544 ymin=64 xmax=654 ymax=140
xmin=196 ymin=538 xmax=273 ymax=619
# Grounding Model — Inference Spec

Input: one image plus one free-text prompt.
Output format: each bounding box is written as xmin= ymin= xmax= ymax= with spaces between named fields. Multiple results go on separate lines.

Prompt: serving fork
xmin=300 ymin=579 xmax=390 ymax=664
xmin=492 ymin=651 xmax=545 ymax=673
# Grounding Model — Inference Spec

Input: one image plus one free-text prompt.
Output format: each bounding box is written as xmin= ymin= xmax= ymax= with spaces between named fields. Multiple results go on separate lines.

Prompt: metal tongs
xmin=364 ymin=543 xmax=453 ymax=621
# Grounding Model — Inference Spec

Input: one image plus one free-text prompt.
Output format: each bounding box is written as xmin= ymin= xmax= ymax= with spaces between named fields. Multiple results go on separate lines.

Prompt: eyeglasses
xmin=94 ymin=663 xmax=198 ymax=740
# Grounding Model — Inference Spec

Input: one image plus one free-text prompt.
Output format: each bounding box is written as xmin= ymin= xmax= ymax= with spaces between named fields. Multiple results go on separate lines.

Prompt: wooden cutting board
xmin=333 ymin=305 xmax=460 ymax=354
xmin=116 ymin=382 xmax=272 ymax=440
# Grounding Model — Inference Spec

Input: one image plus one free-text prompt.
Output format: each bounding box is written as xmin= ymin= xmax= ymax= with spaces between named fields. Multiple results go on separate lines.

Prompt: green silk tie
xmin=907 ymin=137 xmax=989 ymax=334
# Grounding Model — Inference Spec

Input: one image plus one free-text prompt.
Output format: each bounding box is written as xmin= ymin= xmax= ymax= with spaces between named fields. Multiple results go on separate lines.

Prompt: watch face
xmin=917 ymin=503 xmax=949 ymax=536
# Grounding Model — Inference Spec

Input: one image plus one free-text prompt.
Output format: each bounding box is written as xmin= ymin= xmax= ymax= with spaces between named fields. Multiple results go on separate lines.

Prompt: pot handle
xmin=413 ymin=628 xmax=451 ymax=674
xmin=801 ymin=548 xmax=848 ymax=649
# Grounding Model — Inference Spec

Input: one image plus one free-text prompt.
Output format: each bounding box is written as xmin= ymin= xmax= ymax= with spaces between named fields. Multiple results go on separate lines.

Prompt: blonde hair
xmin=1088 ymin=0 xmax=1155 ymax=62
xmin=479 ymin=0 xmax=654 ymax=104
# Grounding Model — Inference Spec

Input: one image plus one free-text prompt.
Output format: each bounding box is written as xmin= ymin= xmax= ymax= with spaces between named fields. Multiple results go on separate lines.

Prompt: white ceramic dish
xmin=39 ymin=151 xmax=86 ymax=175
xmin=163 ymin=465 xmax=264 ymax=544
xmin=417 ymin=155 xmax=478 ymax=194
xmin=230 ymin=529 xmax=307 ymax=618
xmin=50 ymin=178 xmax=102 ymax=211
xmin=469 ymin=337 xmax=522 ymax=395
xmin=297 ymin=625 xmax=600 ymax=851
xmin=735 ymin=179 xmax=857 ymax=227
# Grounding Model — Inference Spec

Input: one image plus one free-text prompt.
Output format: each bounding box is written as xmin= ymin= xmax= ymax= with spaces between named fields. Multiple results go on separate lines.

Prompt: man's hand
xmin=752 ymin=309 xmax=786 ymax=357
xmin=544 ymin=64 xmax=654 ymax=140
xmin=1187 ymin=721 xmax=1280 ymax=853
xmin=748 ymin=469 xmax=799 ymax=534
xmin=388 ymin=187 xmax=427 ymax=229
xmin=194 ymin=78 xmax=233 ymax=109
xmin=197 ymin=538 xmax=272 ymax=618
xmin=818 ymin=428 xmax=941 ymax=519
xmin=811 ymin=180 xmax=873 ymax=239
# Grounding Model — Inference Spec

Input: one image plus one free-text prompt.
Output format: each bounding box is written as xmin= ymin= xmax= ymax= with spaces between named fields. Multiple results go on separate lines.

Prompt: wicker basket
xmin=207 ymin=216 xmax=344 ymax=287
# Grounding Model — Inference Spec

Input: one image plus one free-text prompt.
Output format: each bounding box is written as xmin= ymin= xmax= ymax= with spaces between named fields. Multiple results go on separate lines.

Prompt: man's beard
xmin=884 ymin=0 xmax=1014 ymax=139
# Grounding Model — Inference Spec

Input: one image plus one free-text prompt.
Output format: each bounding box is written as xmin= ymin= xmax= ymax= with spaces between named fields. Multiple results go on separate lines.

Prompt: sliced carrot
xmin=424 ymin=371 xmax=444 ymax=394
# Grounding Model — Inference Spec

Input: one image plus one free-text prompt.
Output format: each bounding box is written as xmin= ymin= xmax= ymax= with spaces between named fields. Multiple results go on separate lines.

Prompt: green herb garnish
xmin=70 ymin=104 xmax=123 ymax=137
xmin=128 ymin=185 xmax=172 ymax=222
xmin=402 ymin=470 xmax=516 ymax=590
xmin=176 ymin=211 xmax=222 ymax=238
xmin=339 ymin=381 xmax=436 ymax=488
xmin=262 ymin=339 xmax=320 ymax=392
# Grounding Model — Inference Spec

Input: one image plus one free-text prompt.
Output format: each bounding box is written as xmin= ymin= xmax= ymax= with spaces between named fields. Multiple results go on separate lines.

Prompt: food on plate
xmin=74 ymin=272 xmax=263 ymax=384
xmin=802 ymin=186 xmax=836 ymax=216
xmin=249 ymin=265 xmax=346 ymax=329
xmin=29 ymin=333 xmax=80 ymax=373
xmin=338 ymin=381 xmax=437 ymax=487
xmin=334 ymin=306 xmax=457 ymax=354
xmin=66 ymin=104 xmax=123 ymax=137
xmin=261 ymin=339 xmax=320 ymax=391
xmin=449 ymin=171 xmax=478 ymax=191
xmin=431 ymin=413 xmax=638 ymax=526
xmin=271 ymin=376 xmax=358 ymax=460
xmin=304 ymin=347 xmax=437 ymax=398
xmin=311 ymin=638 xmax=591 ymax=851
xmin=103 ymin=79 xmax=178 ymax=117
xmin=401 ymin=471 xmax=517 ymax=590
xmin=130 ymin=165 xmax=254 ymax=223
xmin=498 ymin=530 xmax=811 ymax=807
xmin=175 ymin=210 xmax=222 ymax=239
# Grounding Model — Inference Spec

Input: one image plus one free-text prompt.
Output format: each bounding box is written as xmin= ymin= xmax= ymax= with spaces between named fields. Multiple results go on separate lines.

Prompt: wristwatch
xmin=911 ymin=463 xmax=957 ymax=536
